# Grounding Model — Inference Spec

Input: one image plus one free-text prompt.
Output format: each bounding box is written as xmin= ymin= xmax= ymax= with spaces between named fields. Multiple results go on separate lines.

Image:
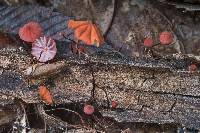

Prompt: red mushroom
xmin=84 ymin=104 xmax=94 ymax=115
xmin=188 ymin=64 xmax=198 ymax=73
xmin=111 ymin=101 xmax=118 ymax=108
xmin=143 ymin=38 xmax=153 ymax=47
xmin=159 ymin=31 xmax=173 ymax=45
xmin=19 ymin=21 xmax=43 ymax=42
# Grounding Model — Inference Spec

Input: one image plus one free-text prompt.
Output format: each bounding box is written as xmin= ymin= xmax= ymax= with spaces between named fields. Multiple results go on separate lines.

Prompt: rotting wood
xmin=0 ymin=45 xmax=199 ymax=129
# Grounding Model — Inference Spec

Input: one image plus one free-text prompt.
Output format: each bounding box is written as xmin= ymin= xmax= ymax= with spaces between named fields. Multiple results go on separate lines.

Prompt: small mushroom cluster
xmin=19 ymin=21 xmax=57 ymax=63
xmin=83 ymin=100 xmax=119 ymax=116
xmin=19 ymin=20 xmax=105 ymax=63
xmin=143 ymin=31 xmax=173 ymax=47
xmin=143 ymin=31 xmax=199 ymax=73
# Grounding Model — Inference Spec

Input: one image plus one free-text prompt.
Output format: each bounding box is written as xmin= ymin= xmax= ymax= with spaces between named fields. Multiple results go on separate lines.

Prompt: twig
xmin=19 ymin=101 xmax=30 ymax=130
xmin=45 ymin=107 xmax=85 ymax=125
xmin=104 ymin=0 xmax=116 ymax=36
xmin=37 ymin=105 xmax=93 ymax=131
xmin=92 ymin=115 xmax=114 ymax=130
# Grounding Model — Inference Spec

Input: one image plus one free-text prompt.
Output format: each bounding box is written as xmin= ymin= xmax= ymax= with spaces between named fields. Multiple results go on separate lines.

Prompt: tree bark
xmin=0 ymin=46 xmax=199 ymax=129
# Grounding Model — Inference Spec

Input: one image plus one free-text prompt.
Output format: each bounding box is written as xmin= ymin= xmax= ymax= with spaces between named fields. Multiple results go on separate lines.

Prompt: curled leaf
xmin=39 ymin=86 xmax=53 ymax=104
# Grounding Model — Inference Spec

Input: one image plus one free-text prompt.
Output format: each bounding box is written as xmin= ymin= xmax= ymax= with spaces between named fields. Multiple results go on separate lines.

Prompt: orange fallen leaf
xmin=68 ymin=20 xmax=104 ymax=47
xmin=38 ymin=86 xmax=53 ymax=104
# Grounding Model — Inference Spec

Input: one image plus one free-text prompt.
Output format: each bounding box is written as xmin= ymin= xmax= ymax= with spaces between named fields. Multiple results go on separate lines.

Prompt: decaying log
xmin=0 ymin=44 xmax=199 ymax=129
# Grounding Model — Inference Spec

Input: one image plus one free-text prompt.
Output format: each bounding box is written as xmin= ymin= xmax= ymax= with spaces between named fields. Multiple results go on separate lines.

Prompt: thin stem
xmin=62 ymin=34 xmax=77 ymax=44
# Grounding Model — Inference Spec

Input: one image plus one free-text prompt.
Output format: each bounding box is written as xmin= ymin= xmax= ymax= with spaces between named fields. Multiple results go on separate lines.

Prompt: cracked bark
xmin=0 ymin=46 xmax=200 ymax=129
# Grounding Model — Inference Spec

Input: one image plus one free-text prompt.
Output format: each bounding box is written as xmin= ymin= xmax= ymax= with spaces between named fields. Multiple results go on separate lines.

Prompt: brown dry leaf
xmin=0 ymin=32 xmax=16 ymax=49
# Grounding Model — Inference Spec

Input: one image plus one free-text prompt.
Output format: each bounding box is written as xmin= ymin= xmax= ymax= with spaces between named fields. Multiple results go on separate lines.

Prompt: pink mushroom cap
xmin=159 ymin=31 xmax=173 ymax=45
xmin=143 ymin=38 xmax=153 ymax=47
xmin=19 ymin=21 xmax=43 ymax=42
xmin=31 ymin=36 xmax=57 ymax=62
xmin=84 ymin=104 xmax=94 ymax=115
